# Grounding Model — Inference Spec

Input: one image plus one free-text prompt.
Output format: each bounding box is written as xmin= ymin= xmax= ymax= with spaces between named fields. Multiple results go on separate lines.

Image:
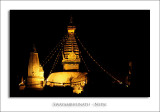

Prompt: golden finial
xmin=70 ymin=16 xmax=73 ymax=24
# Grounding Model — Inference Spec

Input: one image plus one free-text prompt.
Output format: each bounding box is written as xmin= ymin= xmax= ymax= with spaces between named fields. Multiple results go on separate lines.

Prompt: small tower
xmin=19 ymin=76 xmax=25 ymax=90
xmin=125 ymin=61 xmax=132 ymax=87
xmin=27 ymin=44 xmax=44 ymax=90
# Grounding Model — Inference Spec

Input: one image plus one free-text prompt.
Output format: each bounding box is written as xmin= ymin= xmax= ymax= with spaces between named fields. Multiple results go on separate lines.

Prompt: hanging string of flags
xmin=41 ymin=32 xmax=123 ymax=85
xmin=49 ymin=48 xmax=62 ymax=74
xmin=79 ymin=50 xmax=90 ymax=72
xmin=49 ymin=36 xmax=68 ymax=73
xmin=76 ymin=36 xmax=123 ymax=85
xmin=41 ymin=36 xmax=66 ymax=67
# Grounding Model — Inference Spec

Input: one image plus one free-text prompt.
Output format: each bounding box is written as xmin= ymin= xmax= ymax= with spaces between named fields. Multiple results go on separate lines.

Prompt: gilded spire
xmin=33 ymin=44 xmax=37 ymax=53
xmin=70 ymin=16 xmax=73 ymax=24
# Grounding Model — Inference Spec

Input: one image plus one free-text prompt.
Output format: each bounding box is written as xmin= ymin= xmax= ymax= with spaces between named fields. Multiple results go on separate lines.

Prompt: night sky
xmin=10 ymin=10 xmax=150 ymax=97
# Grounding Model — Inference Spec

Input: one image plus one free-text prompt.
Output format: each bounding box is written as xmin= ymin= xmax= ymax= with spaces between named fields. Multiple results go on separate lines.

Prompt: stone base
xmin=19 ymin=85 xmax=25 ymax=90
xmin=27 ymin=76 xmax=44 ymax=90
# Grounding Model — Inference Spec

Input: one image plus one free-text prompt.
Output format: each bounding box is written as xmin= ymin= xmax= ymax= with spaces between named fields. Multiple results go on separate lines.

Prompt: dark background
xmin=10 ymin=10 xmax=150 ymax=97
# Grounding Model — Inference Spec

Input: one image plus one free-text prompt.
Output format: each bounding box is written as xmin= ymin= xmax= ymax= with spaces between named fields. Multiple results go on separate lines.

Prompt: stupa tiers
xmin=27 ymin=45 xmax=45 ymax=90
xmin=62 ymin=18 xmax=80 ymax=70
xmin=47 ymin=17 xmax=88 ymax=94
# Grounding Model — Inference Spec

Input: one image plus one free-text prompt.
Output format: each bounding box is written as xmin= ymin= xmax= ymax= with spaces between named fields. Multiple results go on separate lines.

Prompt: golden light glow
xmin=67 ymin=26 xmax=76 ymax=34
xmin=73 ymin=86 xmax=83 ymax=94
xmin=68 ymin=29 xmax=75 ymax=33
xmin=63 ymin=64 xmax=79 ymax=70
xmin=21 ymin=19 xmax=88 ymax=94
xmin=27 ymin=51 xmax=44 ymax=90
xmin=47 ymin=72 xmax=87 ymax=94
xmin=68 ymin=52 xmax=76 ymax=60
xmin=47 ymin=72 xmax=87 ymax=84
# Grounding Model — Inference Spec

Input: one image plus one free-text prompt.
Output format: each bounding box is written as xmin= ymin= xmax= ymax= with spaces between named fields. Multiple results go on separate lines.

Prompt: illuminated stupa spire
xmin=46 ymin=17 xmax=88 ymax=94
xmin=62 ymin=17 xmax=80 ymax=71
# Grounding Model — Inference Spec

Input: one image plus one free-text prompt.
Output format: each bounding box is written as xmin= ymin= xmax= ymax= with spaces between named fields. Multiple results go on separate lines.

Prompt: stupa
xmin=27 ymin=45 xmax=45 ymax=90
xmin=46 ymin=17 xmax=88 ymax=94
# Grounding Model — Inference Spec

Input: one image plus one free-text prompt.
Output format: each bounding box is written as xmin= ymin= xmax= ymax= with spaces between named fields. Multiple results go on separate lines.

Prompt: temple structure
xmin=62 ymin=17 xmax=80 ymax=71
xmin=27 ymin=45 xmax=45 ymax=90
xmin=46 ymin=17 xmax=88 ymax=94
xmin=19 ymin=17 xmax=88 ymax=94
xmin=18 ymin=17 xmax=127 ymax=94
